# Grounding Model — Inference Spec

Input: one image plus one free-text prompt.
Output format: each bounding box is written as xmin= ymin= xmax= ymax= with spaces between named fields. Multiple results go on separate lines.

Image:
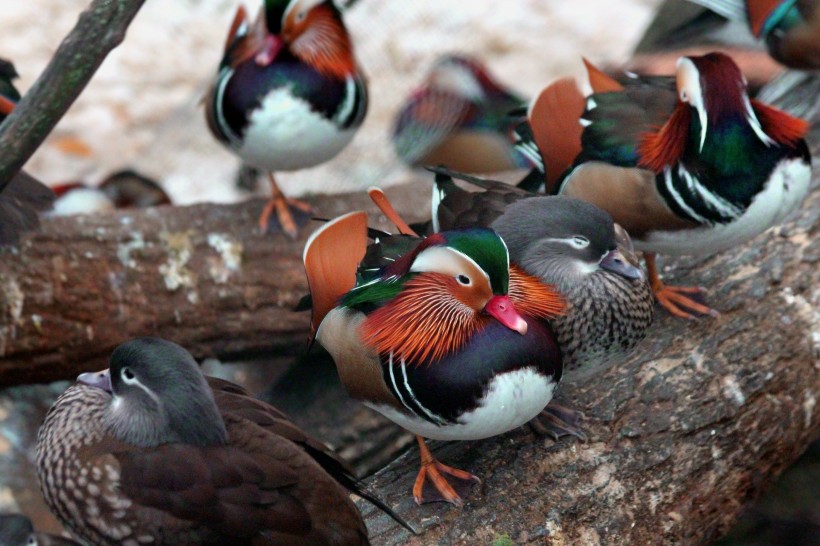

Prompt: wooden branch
xmin=357 ymin=175 xmax=820 ymax=544
xmin=0 ymin=0 xmax=147 ymax=191
xmin=0 ymin=185 xmax=430 ymax=385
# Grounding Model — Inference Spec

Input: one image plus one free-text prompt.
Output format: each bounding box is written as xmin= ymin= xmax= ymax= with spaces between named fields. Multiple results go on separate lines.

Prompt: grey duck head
xmin=77 ymin=337 xmax=227 ymax=448
xmin=491 ymin=196 xmax=644 ymax=293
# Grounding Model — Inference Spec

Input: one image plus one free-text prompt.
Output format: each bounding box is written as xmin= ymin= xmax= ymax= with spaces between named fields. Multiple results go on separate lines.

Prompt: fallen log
xmin=0 ymin=184 xmax=430 ymax=385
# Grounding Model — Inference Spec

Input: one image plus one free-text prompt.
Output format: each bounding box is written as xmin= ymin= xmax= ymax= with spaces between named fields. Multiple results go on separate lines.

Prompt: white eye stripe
xmin=538 ymin=236 xmax=590 ymax=249
xmin=120 ymin=369 xmax=162 ymax=406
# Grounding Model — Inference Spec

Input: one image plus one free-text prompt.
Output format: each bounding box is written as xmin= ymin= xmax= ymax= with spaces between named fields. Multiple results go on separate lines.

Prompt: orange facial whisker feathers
xmin=359 ymin=273 xmax=484 ymax=365
xmin=751 ymin=100 xmax=809 ymax=146
xmin=509 ymin=266 xmax=566 ymax=319
xmin=638 ymin=102 xmax=691 ymax=173
xmin=291 ymin=6 xmax=355 ymax=79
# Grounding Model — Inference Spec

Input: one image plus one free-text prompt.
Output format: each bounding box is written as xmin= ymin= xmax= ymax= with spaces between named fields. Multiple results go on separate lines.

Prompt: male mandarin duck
xmin=206 ymin=0 xmax=368 ymax=238
xmin=423 ymin=168 xmax=654 ymax=382
xmin=50 ymin=169 xmax=172 ymax=216
xmin=692 ymin=0 xmax=820 ymax=68
xmin=519 ymin=52 xmax=811 ymax=318
xmin=392 ymin=54 xmax=534 ymax=174
xmin=304 ymin=211 xmax=566 ymax=505
xmin=36 ymin=337 xmax=404 ymax=545
xmin=0 ymin=58 xmax=54 ymax=245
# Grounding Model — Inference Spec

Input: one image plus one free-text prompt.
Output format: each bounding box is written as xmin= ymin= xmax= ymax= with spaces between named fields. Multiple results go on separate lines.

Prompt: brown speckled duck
xmin=36 ymin=337 xmax=376 ymax=545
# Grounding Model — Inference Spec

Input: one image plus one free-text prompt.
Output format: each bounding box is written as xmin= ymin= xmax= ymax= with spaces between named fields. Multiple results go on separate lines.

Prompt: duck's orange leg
xmin=645 ymin=252 xmax=719 ymax=319
xmin=412 ymin=436 xmax=479 ymax=507
xmin=258 ymin=173 xmax=314 ymax=238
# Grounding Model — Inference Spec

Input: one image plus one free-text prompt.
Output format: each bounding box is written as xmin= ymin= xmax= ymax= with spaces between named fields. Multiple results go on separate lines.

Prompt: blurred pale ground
xmin=3 ymin=0 xmax=660 ymax=203
xmin=1 ymin=0 xmax=818 ymax=544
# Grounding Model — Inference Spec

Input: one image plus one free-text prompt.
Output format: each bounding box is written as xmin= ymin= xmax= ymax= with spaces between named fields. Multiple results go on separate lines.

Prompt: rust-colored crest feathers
xmin=751 ymin=99 xmax=809 ymax=145
xmin=303 ymin=211 xmax=368 ymax=341
xmin=360 ymin=273 xmax=484 ymax=365
xmin=638 ymin=102 xmax=692 ymax=173
xmin=508 ymin=266 xmax=566 ymax=319
xmin=529 ymin=78 xmax=587 ymax=191
xmin=289 ymin=5 xmax=355 ymax=79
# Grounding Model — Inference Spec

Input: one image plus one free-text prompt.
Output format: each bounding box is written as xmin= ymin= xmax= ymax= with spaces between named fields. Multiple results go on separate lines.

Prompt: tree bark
xmin=0 ymin=184 xmax=430 ymax=385
xmin=0 ymin=0 xmax=148 ymax=191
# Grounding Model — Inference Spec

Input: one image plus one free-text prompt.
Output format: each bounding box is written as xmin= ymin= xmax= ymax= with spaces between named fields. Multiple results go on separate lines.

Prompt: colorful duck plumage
xmin=521 ymin=52 xmax=811 ymax=318
xmin=392 ymin=54 xmax=533 ymax=173
xmin=304 ymin=210 xmax=565 ymax=504
xmin=206 ymin=0 xmax=367 ymax=237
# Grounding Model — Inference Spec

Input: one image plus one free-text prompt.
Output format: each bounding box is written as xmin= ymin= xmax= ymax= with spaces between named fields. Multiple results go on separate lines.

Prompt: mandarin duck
xmin=206 ymin=0 xmax=367 ymax=238
xmin=0 ymin=514 xmax=80 ymax=546
xmin=691 ymin=0 xmax=820 ymax=68
xmin=519 ymin=52 xmax=811 ymax=318
xmin=0 ymin=59 xmax=54 ymax=245
xmin=50 ymin=170 xmax=171 ymax=216
xmin=392 ymin=54 xmax=534 ymax=175
xmin=423 ymin=168 xmax=654 ymax=382
xmin=35 ymin=337 xmax=400 ymax=545
xmin=304 ymin=210 xmax=565 ymax=505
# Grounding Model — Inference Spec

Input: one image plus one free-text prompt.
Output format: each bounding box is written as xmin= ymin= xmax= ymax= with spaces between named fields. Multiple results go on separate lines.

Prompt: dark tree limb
xmin=0 ymin=0 xmax=148 ymax=191
xmin=0 ymin=184 xmax=430 ymax=385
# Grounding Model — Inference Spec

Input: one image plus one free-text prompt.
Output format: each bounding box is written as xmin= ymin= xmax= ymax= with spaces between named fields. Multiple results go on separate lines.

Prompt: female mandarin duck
xmin=36 ymin=337 xmax=394 ymax=545
xmin=304 ymin=211 xmax=566 ymax=505
xmin=206 ymin=0 xmax=367 ymax=238
xmin=0 ymin=58 xmax=54 ymax=245
xmin=392 ymin=54 xmax=535 ymax=174
xmin=423 ymin=168 xmax=654 ymax=383
xmin=520 ymin=51 xmax=811 ymax=318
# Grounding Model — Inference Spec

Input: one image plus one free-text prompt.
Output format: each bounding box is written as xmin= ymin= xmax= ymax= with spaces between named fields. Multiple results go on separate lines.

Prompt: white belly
xmin=637 ymin=158 xmax=811 ymax=256
xmin=238 ymin=88 xmax=356 ymax=172
xmin=367 ymin=368 xmax=556 ymax=441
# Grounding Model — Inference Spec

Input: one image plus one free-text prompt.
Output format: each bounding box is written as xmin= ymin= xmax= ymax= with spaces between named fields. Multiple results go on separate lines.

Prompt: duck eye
xmin=680 ymin=90 xmax=688 ymax=102
xmin=296 ymin=10 xmax=307 ymax=22
xmin=121 ymin=367 xmax=135 ymax=382
xmin=571 ymin=236 xmax=589 ymax=249
xmin=456 ymin=274 xmax=471 ymax=286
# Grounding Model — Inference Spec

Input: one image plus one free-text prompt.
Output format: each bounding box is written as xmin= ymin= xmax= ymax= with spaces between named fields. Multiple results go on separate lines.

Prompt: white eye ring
xmin=570 ymin=236 xmax=589 ymax=249
xmin=456 ymin=274 xmax=471 ymax=286
xmin=121 ymin=367 xmax=136 ymax=383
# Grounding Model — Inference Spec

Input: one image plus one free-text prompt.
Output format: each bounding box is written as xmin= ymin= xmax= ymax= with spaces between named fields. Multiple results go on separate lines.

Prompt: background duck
xmin=392 ymin=54 xmax=533 ymax=174
xmin=205 ymin=0 xmax=368 ymax=237
xmin=520 ymin=51 xmax=811 ymax=318
xmin=0 ymin=58 xmax=54 ymax=246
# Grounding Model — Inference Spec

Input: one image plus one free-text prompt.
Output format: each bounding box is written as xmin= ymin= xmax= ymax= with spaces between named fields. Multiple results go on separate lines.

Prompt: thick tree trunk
xmin=0 ymin=184 xmax=430 ymax=385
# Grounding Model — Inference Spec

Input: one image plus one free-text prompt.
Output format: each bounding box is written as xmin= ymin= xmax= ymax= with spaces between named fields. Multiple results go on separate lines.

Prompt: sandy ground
xmin=3 ymin=0 xmax=660 ymax=205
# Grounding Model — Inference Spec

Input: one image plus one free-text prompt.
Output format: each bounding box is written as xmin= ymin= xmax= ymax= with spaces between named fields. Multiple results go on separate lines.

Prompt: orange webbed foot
xmin=413 ymin=436 xmax=479 ymax=506
xmin=258 ymin=195 xmax=314 ymax=238
xmin=644 ymin=252 xmax=719 ymax=319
